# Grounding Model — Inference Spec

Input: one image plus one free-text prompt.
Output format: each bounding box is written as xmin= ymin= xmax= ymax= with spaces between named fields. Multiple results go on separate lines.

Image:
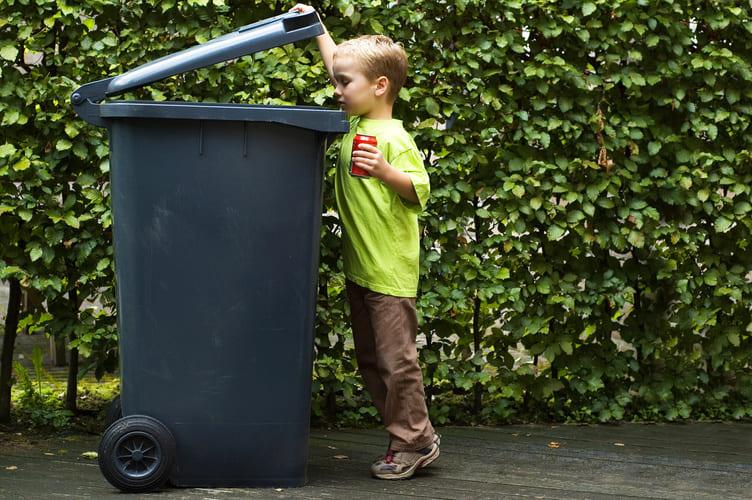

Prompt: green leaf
xmin=728 ymin=332 xmax=740 ymax=347
xmin=0 ymin=44 xmax=18 ymax=61
xmin=560 ymin=340 xmax=573 ymax=355
xmin=734 ymin=202 xmax=751 ymax=215
xmin=628 ymin=230 xmax=645 ymax=248
xmin=13 ymin=157 xmax=30 ymax=171
xmin=558 ymin=97 xmax=573 ymax=112
xmin=56 ymin=139 xmax=73 ymax=151
xmin=0 ymin=266 xmax=24 ymax=279
xmin=63 ymin=213 xmax=80 ymax=229
xmin=714 ymin=216 xmax=732 ymax=233
xmin=547 ymin=224 xmax=566 ymax=240
xmin=726 ymin=89 xmax=740 ymax=104
xmin=707 ymin=124 xmax=718 ymax=140
xmin=30 ymin=248 xmax=43 ymax=262
xmin=582 ymin=2 xmax=596 ymax=16
xmin=567 ymin=210 xmax=585 ymax=223
xmin=425 ymin=97 xmax=440 ymax=116
xmin=0 ymin=143 xmax=16 ymax=157
xmin=64 ymin=123 xmax=80 ymax=138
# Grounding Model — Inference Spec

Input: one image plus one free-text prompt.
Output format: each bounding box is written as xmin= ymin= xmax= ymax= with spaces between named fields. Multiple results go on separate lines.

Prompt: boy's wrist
xmin=374 ymin=162 xmax=395 ymax=183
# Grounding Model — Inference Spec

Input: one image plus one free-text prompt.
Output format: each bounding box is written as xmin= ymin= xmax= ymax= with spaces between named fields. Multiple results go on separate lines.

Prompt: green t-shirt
xmin=334 ymin=116 xmax=430 ymax=297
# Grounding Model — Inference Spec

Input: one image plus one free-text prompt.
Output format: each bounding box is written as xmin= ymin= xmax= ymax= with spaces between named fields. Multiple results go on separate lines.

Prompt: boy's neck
xmin=360 ymin=103 xmax=393 ymax=120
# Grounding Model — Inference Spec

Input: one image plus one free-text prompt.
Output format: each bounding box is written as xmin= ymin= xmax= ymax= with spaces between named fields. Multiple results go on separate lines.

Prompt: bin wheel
xmin=98 ymin=415 xmax=176 ymax=493
xmin=104 ymin=395 xmax=122 ymax=428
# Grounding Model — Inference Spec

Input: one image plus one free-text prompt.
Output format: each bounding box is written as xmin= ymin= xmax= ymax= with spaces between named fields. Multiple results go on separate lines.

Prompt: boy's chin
xmin=340 ymin=104 xmax=363 ymax=116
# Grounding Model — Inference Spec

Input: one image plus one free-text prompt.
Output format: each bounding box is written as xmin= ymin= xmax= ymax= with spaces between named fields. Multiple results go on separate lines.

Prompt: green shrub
xmin=1 ymin=0 xmax=751 ymax=424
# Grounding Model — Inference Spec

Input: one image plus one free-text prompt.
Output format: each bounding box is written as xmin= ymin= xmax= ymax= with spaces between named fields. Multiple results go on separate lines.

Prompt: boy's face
xmin=332 ymin=55 xmax=384 ymax=116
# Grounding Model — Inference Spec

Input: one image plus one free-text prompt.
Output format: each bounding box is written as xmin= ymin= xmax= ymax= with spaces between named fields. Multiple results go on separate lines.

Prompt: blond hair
xmin=334 ymin=35 xmax=408 ymax=103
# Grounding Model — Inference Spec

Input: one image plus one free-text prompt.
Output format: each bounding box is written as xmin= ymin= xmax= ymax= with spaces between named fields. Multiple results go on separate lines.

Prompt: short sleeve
xmin=390 ymin=148 xmax=431 ymax=212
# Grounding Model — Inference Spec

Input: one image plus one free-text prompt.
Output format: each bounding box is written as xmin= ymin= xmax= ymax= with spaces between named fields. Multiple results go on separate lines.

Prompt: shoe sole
xmin=419 ymin=445 xmax=440 ymax=469
xmin=418 ymin=433 xmax=441 ymax=469
xmin=372 ymin=444 xmax=440 ymax=480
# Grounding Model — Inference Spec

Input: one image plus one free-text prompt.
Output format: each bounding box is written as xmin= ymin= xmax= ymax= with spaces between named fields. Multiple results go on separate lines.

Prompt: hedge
xmin=1 ymin=0 xmax=751 ymax=424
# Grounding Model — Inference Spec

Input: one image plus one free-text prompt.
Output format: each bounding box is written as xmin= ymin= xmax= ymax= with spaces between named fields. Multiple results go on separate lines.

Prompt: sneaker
xmin=370 ymin=442 xmax=440 ymax=480
xmin=418 ymin=432 xmax=441 ymax=469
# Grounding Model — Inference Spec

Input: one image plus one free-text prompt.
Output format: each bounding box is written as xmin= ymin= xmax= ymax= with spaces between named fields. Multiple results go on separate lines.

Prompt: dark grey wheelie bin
xmin=71 ymin=11 xmax=348 ymax=493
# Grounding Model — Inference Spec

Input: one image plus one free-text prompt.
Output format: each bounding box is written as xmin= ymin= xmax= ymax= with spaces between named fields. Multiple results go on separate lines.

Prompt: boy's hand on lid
xmin=289 ymin=3 xmax=315 ymax=13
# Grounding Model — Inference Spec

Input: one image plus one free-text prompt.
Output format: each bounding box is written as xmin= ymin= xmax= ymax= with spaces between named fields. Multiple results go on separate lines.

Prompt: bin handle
xmin=71 ymin=11 xmax=322 ymax=125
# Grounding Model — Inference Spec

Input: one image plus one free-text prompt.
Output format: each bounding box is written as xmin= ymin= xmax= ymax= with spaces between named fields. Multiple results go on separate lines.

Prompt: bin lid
xmin=99 ymin=101 xmax=348 ymax=133
xmin=71 ymin=11 xmax=347 ymax=132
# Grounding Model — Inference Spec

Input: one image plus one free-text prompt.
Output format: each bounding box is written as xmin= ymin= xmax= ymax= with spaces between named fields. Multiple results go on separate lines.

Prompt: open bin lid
xmin=71 ymin=11 xmax=347 ymax=133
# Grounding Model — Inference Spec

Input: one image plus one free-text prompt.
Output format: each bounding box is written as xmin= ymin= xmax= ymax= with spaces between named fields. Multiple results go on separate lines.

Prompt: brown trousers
xmin=345 ymin=280 xmax=435 ymax=452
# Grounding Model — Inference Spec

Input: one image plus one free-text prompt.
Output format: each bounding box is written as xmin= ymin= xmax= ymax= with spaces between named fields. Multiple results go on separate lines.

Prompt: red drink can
xmin=350 ymin=134 xmax=377 ymax=178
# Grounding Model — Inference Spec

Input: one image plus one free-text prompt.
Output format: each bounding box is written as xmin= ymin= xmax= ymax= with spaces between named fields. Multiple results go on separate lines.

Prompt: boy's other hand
xmin=354 ymin=144 xmax=420 ymax=203
xmin=352 ymin=144 xmax=390 ymax=180
xmin=289 ymin=3 xmax=315 ymax=14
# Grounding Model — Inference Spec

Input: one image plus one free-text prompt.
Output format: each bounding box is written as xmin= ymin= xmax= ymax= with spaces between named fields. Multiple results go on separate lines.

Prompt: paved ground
xmin=1 ymin=423 xmax=750 ymax=499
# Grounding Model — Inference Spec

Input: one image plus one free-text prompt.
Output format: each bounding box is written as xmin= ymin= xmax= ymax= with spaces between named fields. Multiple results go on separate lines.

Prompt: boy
xmin=290 ymin=4 xmax=439 ymax=480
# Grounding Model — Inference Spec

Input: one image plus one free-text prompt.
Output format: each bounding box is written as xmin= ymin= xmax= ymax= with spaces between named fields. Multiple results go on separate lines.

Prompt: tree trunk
xmin=65 ymin=287 xmax=79 ymax=412
xmin=472 ymin=195 xmax=483 ymax=416
xmin=326 ymin=389 xmax=336 ymax=421
xmin=473 ymin=294 xmax=482 ymax=415
xmin=425 ymin=326 xmax=434 ymax=409
xmin=0 ymin=278 xmax=22 ymax=423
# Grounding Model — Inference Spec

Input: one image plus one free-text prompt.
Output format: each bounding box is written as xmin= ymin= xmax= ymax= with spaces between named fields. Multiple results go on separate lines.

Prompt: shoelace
xmin=384 ymin=449 xmax=395 ymax=464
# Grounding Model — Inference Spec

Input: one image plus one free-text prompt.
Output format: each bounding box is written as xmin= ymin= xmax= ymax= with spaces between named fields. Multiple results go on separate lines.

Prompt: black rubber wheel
xmin=104 ymin=395 xmax=122 ymax=428
xmin=98 ymin=415 xmax=176 ymax=493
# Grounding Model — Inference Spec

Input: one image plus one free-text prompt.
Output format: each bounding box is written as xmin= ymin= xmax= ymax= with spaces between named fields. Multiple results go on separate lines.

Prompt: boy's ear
xmin=373 ymin=76 xmax=390 ymax=98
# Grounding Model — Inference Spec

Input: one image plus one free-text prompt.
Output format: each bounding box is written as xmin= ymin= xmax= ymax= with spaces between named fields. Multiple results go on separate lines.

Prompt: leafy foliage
xmin=1 ymin=0 xmax=751 ymax=424
xmin=11 ymin=348 xmax=72 ymax=429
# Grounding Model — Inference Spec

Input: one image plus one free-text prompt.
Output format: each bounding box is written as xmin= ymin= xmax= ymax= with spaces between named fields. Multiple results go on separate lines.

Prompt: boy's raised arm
xmin=290 ymin=4 xmax=337 ymax=83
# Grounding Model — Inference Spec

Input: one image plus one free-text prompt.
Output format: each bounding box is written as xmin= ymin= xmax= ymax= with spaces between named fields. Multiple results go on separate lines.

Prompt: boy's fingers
xmin=352 ymin=151 xmax=376 ymax=161
xmin=353 ymin=161 xmax=373 ymax=171
xmin=290 ymin=4 xmax=313 ymax=13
